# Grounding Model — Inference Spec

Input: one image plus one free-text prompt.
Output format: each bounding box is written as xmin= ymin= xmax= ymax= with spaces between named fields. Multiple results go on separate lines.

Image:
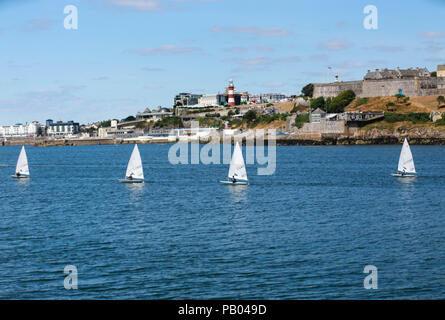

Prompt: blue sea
xmin=0 ymin=144 xmax=444 ymax=299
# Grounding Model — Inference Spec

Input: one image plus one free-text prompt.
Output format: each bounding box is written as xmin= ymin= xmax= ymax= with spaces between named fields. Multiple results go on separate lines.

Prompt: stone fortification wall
xmin=313 ymin=77 xmax=445 ymax=98
xmin=313 ymin=81 xmax=362 ymax=98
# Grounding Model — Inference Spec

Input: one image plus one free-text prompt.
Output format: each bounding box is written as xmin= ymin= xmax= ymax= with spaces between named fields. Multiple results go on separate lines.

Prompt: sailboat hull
xmin=220 ymin=180 xmax=249 ymax=185
xmin=119 ymin=179 xmax=144 ymax=184
xmin=391 ymin=173 xmax=416 ymax=178
xmin=11 ymin=175 xmax=29 ymax=179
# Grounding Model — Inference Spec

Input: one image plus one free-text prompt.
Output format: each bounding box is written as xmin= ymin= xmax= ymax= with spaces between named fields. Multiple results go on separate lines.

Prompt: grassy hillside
xmin=346 ymin=95 xmax=445 ymax=113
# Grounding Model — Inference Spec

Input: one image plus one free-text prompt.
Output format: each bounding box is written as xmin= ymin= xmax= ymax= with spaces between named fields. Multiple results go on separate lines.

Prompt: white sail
xmin=16 ymin=146 xmax=30 ymax=176
xmin=125 ymin=144 xmax=144 ymax=180
xmin=228 ymin=142 xmax=248 ymax=181
xmin=398 ymin=138 xmax=416 ymax=173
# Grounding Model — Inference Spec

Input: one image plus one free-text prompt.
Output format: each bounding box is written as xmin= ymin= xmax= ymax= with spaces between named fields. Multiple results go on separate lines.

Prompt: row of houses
xmin=0 ymin=120 xmax=80 ymax=138
xmin=0 ymin=121 xmax=42 ymax=138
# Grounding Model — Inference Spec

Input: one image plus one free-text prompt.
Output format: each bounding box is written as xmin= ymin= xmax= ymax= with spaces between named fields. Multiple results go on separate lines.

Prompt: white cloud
xmin=225 ymin=55 xmax=300 ymax=73
xmin=128 ymin=45 xmax=200 ymax=55
xmin=225 ymin=46 xmax=274 ymax=54
xmin=371 ymin=45 xmax=404 ymax=52
xmin=101 ymin=0 xmax=216 ymax=12
xmin=419 ymin=31 xmax=445 ymax=38
xmin=309 ymin=54 xmax=329 ymax=62
xmin=21 ymin=19 xmax=54 ymax=32
xmin=318 ymin=39 xmax=352 ymax=51
xmin=211 ymin=26 xmax=291 ymax=37
xmin=333 ymin=61 xmax=366 ymax=68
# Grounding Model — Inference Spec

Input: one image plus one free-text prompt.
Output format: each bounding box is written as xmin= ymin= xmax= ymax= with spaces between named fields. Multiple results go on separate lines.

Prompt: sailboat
xmin=392 ymin=138 xmax=416 ymax=177
xmin=119 ymin=144 xmax=145 ymax=183
xmin=220 ymin=142 xmax=249 ymax=185
xmin=11 ymin=146 xmax=30 ymax=179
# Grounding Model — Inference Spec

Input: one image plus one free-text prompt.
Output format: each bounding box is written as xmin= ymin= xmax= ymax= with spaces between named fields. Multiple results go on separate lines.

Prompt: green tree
xmin=98 ymin=120 xmax=111 ymax=128
xmin=243 ymin=110 xmax=258 ymax=122
xmin=294 ymin=113 xmax=310 ymax=128
xmin=301 ymin=83 xmax=314 ymax=97
xmin=431 ymin=71 xmax=437 ymax=77
xmin=124 ymin=115 xmax=136 ymax=122
xmin=310 ymin=96 xmax=325 ymax=110
xmin=325 ymin=97 xmax=332 ymax=111
xmin=327 ymin=90 xmax=356 ymax=113
xmin=437 ymin=95 xmax=445 ymax=107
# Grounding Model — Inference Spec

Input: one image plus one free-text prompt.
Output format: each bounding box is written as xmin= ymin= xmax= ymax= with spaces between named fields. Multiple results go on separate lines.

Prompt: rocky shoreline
xmin=2 ymin=136 xmax=445 ymax=147
xmin=276 ymin=136 xmax=445 ymax=146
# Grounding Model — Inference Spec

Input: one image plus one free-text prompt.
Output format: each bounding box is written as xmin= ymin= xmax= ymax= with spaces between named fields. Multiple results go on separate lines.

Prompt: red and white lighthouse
xmin=228 ymin=79 xmax=235 ymax=107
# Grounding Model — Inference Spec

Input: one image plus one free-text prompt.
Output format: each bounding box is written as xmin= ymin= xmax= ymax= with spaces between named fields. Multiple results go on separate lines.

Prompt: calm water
xmin=0 ymin=144 xmax=444 ymax=299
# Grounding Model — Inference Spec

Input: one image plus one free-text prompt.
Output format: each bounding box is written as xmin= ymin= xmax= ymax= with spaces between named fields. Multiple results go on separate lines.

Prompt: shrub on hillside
xmin=356 ymin=97 xmax=369 ymax=107
xmin=243 ymin=110 xmax=258 ymax=122
xmin=327 ymin=90 xmax=356 ymax=113
xmin=437 ymin=96 xmax=445 ymax=108
xmin=153 ymin=116 xmax=182 ymax=128
xmin=294 ymin=114 xmax=310 ymax=128
xmin=205 ymin=113 xmax=221 ymax=118
xmin=310 ymin=96 xmax=325 ymax=110
xmin=384 ymin=113 xmax=431 ymax=124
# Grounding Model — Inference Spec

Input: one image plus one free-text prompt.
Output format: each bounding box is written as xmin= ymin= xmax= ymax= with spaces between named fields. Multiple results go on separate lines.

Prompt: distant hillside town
xmin=173 ymin=79 xmax=291 ymax=109
xmin=0 ymin=79 xmax=295 ymax=140
xmin=2 ymin=65 xmax=445 ymax=146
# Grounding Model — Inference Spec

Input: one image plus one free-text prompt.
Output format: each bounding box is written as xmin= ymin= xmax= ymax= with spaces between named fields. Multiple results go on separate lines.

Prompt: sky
xmin=0 ymin=0 xmax=444 ymax=125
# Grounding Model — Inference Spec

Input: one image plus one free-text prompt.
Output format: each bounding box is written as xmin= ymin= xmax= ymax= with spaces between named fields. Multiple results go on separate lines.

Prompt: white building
xmin=0 ymin=121 xmax=43 ymax=137
xmin=198 ymin=94 xmax=227 ymax=107
xmin=438 ymin=65 xmax=445 ymax=78
xmin=46 ymin=120 xmax=80 ymax=136
xmin=136 ymin=107 xmax=173 ymax=121
xmin=198 ymin=94 xmax=219 ymax=107
xmin=261 ymin=93 xmax=287 ymax=103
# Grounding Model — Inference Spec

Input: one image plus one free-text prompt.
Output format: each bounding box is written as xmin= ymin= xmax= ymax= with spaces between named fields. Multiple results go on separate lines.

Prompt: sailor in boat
xmin=128 ymin=173 xmax=133 ymax=181
xmin=16 ymin=172 xmax=21 ymax=177
xmin=232 ymin=175 xmax=237 ymax=184
xmin=402 ymin=169 xmax=406 ymax=176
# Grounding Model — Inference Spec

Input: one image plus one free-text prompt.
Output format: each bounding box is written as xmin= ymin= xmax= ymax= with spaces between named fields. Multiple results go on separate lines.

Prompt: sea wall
xmin=300 ymin=120 xmax=346 ymax=135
